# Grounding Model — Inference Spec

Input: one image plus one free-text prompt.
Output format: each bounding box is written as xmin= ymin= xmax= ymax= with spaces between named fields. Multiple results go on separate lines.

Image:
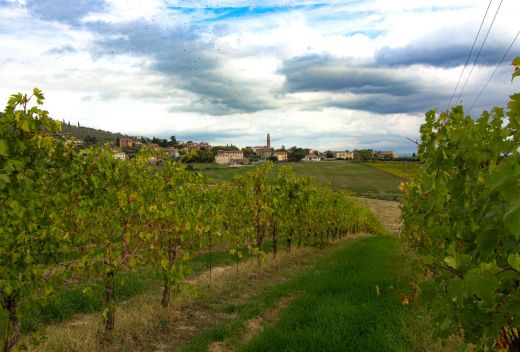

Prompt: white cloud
xmin=1 ymin=0 xmax=519 ymax=154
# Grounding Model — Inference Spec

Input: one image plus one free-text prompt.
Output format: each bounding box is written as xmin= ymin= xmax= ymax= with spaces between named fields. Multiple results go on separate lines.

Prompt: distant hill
xmin=59 ymin=122 xmax=128 ymax=145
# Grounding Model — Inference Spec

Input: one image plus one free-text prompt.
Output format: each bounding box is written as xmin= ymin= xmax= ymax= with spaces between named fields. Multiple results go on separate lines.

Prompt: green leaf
xmin=33 ymin=87 xmax=44 ymax=104
xmin=0 ymin=174 xmax=9 ymax=189
xmin=504 ymin=204 xmax=520 ymax=240
xmin=508 ymin=254 xmax=520 ymax=272
xmin=0 ymin=139 xmax=8 ymax=157
xmin=512 ymin=57 xmax=520 ymax=82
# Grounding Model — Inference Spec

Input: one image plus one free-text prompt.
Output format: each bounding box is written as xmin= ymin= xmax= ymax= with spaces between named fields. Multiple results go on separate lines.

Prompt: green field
xmin=364 ymin=161 xmax=421 ymax=179
xmin=193 ymin=161 xmax=411 ymax=199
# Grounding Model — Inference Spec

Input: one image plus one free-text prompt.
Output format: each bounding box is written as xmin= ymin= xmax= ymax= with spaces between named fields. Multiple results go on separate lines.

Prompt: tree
xmin=353 ymin=149 xmax=373 ymax=161
xmin=211 ymin=145 xmax=239 ymax=156
xmin=170 ymin=135 xmax=178 ymax=147
xmin=269 ymin=155 xmax=278 ymax=162
xmin=84 ymin=135 xmax=97 ymax=146
xmin=186 ymin=149 xmax=214 ymax=163
xmin=287 ymin=147 xmax=307 ymax=162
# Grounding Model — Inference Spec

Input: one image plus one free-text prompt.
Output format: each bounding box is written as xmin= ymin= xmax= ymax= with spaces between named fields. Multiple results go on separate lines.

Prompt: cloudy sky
xmin=1 ymin=0 xmax=519 ymax=153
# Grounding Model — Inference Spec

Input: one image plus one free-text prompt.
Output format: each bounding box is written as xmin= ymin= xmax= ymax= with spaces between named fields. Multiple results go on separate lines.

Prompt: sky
xmin=0 ymin=0 xmax=519 ymax=154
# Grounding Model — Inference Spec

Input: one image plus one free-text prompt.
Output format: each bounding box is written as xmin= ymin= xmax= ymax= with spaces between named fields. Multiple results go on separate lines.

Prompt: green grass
xmin=193 ymin=162 xmax=406 ymax=198
xmin=243 ymin=237 xmax=409 ymax=351
xmin=183 ymin=237 xmax=451 ymax=352
xmin=241 ymin=236 xmax=413 ymax=352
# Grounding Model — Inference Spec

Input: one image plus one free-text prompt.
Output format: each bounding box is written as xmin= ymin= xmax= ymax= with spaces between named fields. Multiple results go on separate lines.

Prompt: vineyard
xmin=401 ymin=58 xmax=520 ymax=351
xmin=0 ymin=90 xmax=386 ymax=351
xmin=2 ymin=60 xmax=520 ymax=352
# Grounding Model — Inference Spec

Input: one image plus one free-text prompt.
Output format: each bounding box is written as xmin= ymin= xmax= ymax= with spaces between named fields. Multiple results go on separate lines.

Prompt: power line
xmin=469 ymin=29 xmax=520 ymax=111
xmin=445 ymin=0 xmax=494 ymax=111
xmin=455 ymin=0 xmax=504 ymax=105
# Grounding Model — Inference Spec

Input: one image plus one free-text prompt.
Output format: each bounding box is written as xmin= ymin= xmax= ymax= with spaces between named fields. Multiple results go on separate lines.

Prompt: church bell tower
xmin=267 ymin=132 xmax=271 ymax=149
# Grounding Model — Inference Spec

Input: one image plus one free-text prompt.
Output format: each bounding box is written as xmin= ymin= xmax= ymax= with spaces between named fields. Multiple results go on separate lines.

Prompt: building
xmin=273 ymin=151 xmax=288 ymax=162
xmin=64 ymin=138 xmax=84 ymax=147
xmin=302 ymin=154 xmax=321 ymax=162
xmin=215 ymin=150 xmax=244 ymax=165
xmin=373 ymin=150 xmax=395 ymax=160
xmin=164 ymin=147 xmax=180 ymax=158
xmin=113 ymin=152 xmax=127 ymax=160
xmin=253 ymin=133 xmax=273 ymax=159
xmin=331 ymin=151 xmax=354 ymax=160
xmin=185 ymin=141 xmax=211 ymax=153
xmin=119 ymin=138 xmax=134 ymax=148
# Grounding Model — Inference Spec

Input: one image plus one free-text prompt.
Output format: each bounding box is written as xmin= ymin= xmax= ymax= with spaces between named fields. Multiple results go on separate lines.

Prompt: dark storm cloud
xmin=331 ymin=91 xmax=449 ymax=114
xmin=376 ymin=27 xmax=514 ymax=68
xmin=281 ymin=55 xmax=417 ymax=96
xmin=91 ymin=20 xmax=276 ymax=115
xmin=26 ymin=0 xmax=106 ymax=24
xmin=280 ymin=54 xmax=451 ymax=114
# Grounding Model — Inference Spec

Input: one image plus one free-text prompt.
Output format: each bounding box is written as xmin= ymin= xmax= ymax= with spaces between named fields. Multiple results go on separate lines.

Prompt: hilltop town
xmin=61 ymin=126 xmax=402 ymax=165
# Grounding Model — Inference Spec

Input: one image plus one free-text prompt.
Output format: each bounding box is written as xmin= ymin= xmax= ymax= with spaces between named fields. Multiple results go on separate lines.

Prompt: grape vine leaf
xmin=513 ymin=57 xmax=520 ymax=81
xmin=504 ymin=204 xmax=520 ymax=240
xmin=508 ymin=254 xmax=520 ymax=272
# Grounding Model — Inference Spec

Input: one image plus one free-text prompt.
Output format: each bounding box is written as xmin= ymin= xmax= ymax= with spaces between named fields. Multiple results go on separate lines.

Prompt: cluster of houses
xmin=113 ymin=138 xmax=184 ymax=161
xmin=213 ymin=133 xmax=398 ymax=166
xmin=215 ymin=133 xmax=289 ymax=165
xmin=302 ymin=150 xmax=355 ymax=162
xmin=300 ymin=150 xmax=395 ymax=162
xmin=64 ymin=133 xmax=396 ymax=165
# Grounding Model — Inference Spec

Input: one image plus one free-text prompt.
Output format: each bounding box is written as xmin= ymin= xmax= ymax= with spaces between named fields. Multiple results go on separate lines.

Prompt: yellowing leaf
xmin=400 ymin=294 xmax=411 ymax=305
xmin=444 ymin=256 xmax=458 ymax=269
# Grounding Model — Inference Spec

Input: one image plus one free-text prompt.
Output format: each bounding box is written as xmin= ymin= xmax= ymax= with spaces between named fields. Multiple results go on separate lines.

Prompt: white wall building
xmin=215 ymin=150 xmax=244 ymax=165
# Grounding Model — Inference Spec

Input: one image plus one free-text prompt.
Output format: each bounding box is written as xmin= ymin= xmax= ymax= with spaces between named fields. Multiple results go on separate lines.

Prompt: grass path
xmin=240 ymin=236 xmax=414 ymax=352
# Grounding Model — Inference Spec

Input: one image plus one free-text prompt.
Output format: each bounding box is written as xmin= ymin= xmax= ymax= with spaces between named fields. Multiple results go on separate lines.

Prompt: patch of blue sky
xmin=345 ymin=29 xmax=384 ymax=39
xmin=307 ymin=7 xmax=379 ymax=25
xmin=167 ymin=4 xmax=328 ymax=22
xmin=409 ymin=4 xmax=473 ymax=14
